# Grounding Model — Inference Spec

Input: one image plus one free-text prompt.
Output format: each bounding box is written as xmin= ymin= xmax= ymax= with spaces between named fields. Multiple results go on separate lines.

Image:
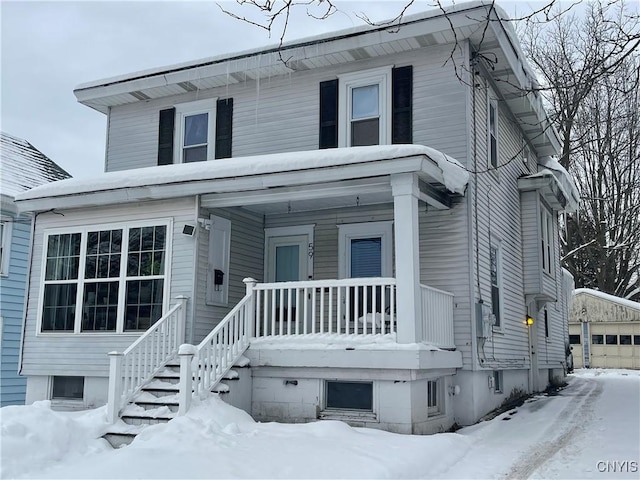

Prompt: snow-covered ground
xmin=1 ymin=369 xmax=638 ymax=479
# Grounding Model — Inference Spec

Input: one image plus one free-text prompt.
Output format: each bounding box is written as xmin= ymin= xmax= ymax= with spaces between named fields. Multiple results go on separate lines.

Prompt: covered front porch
xmin=105 ymin=145 xmax=468 ymax=423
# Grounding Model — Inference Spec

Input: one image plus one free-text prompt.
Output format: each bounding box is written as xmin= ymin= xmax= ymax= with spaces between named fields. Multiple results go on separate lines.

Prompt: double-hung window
xmin=540 ymin=207 xmax=554 ymax=276
xmin=174 ymin=99 xmax=217 ymax=163
xmin=488 ymin=95 xmax=498 ymax=169
xmin=40 ymin=222 xmax=169 ymax=334
xmin=338 ymin=67 xmax=391 ymax=147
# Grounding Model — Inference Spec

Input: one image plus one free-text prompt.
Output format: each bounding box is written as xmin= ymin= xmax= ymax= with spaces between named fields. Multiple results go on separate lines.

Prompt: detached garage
xmin=569 ymin=289 xmax=640 ymax=369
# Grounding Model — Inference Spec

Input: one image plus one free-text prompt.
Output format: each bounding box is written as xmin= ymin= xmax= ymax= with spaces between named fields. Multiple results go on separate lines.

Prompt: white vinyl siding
xmin=21 ymin=198 xmax=196 ymax=377
xmin=192 ymin=207 xmax=263 ymax=343
xmin=470 ymin=75 xmax=533 ymax=367
xmin=104 ymin=45 xmax=468 ymax=172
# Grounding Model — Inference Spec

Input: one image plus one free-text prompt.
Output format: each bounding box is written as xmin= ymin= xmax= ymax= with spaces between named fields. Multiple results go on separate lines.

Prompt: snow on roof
xmin=15 ymin=145 xmax=469 ymax=205
xmin=74 ymin=1 xmax=493 ymax=92
xmin=539 ymin=157 xmax=579 ymax=209
xmin=0 ymin=132 xmax=71 ymax=199
xmin=573 ymin=288 xmax=640 ymax=311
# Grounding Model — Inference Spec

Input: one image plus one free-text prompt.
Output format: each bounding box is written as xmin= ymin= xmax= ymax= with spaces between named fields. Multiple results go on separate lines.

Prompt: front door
xmin=265 ymin=227 xmax=313 ymax=332
xmin=266 ymin=235 xmax=309 ymax=283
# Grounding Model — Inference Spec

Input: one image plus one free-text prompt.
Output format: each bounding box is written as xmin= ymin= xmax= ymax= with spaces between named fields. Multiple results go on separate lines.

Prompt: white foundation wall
xmin=26 ymin=375 xmax=108 ymax=410
xmin=250 ymin=367 xmax=456 ymax=434
xmin=452 ymin=369 xmax=529 ymax=425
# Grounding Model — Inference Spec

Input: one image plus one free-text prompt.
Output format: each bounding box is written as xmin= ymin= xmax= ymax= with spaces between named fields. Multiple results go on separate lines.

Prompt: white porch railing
xmin=191 ymin=289 xmax=253 ymax=399
xmin=420 ymin=284 xmax=455 ymax=349
xmin=253 ymin=278 xmax=397 ymax=337
xmin=106 ymin=296 xmax=188 ymax=424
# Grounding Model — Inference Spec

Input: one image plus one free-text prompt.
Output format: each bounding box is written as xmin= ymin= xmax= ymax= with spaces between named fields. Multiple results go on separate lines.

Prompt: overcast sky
xmin=1 ymin=1 xmax=561 ymax=179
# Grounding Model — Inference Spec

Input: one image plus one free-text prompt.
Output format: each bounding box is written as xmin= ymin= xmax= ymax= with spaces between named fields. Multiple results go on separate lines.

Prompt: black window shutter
xmin=319 ymin=79 xmax=339 ymax=149
xmin=392 ymin=66 xmax=413 ymax=144
xmin=215 ymin=98 xmax=233 ymax=159
xmin=157 ymin=107 xmax=176 ymax=165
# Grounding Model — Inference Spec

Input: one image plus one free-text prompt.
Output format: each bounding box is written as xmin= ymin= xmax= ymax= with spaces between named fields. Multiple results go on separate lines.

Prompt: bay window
xmin=40 ymin=223 xmax=169 ymax=334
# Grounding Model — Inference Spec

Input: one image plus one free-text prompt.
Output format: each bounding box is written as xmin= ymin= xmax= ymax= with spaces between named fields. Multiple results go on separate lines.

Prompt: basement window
xmin=325 ymin=381 xmax=373 ymax=411
xmin=493 ymin=371 xmax=503 ymax=393
xmin=427 ymin=379 xmax=442 ymax=415
xmin=51 ymin=376 xmax=84 ymax=400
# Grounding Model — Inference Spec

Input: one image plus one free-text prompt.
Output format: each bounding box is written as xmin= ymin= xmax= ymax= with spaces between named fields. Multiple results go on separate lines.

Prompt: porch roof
xmin=14 ymin=145 xmax=469 ymax=213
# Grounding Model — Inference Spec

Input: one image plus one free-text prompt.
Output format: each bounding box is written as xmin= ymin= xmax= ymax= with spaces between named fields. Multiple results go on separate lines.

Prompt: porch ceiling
xmin=200 ymin=177 xmax=395 ymax=215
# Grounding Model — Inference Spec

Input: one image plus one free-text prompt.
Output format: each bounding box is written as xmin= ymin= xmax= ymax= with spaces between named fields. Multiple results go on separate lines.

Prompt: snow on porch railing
xmin=420 ymin=284 xmax=455 ymax=349
xmin=106 ymin=296 xmax=188 ymax=424
xmin=178 ymin=279 xmax=255 ymax=415
xmin=253 ymin=278 xmax=396 ymax=337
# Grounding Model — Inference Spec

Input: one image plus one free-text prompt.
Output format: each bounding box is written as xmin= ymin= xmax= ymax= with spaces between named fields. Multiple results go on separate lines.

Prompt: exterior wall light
xmin=526 ymin=316 xmax=534 ymax=326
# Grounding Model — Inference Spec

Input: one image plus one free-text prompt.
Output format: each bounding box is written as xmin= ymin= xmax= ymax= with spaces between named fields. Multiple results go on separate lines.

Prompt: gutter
xmin=74 ymin=2 xmax=492 ymax=96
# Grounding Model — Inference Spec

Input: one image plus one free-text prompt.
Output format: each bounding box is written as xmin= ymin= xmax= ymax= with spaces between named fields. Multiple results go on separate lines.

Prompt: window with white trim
xmin=493 ymin=371 xmax=503 ymax=393
xmin=488 ymin=95 xmax=498 ymax=169
xmin=174 ymin=99 xmax=217 ymax=163
xmin=338 ymin=67 xmax=391 ymax=147
xmin=51 ymin=376 xmax=84 ymax=400
xmin=427 ymin=379 xmax=442 ymax=415
xmin=338 ymin=222 xmax=393 ymax=279
xmin=325 ymin=381 xmax=373 ymax=411
xmin=0 ymin=219 xmax=11 ymax=276
xmin=541 ymin=206 xmax=554 ymax=276
xmin=490 ymin=240 xmax=502 ymax=328
xmin=40 ymin=223 xmax=169 ymax=333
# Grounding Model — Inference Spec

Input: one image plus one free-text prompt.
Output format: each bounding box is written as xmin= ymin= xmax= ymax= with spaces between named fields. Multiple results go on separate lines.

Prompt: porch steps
xmin=102 ymin=360 xmax=246 ymax=448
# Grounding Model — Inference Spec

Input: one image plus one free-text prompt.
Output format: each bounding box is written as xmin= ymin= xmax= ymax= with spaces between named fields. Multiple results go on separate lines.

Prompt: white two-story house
xmin=15 ymin=2 xmax=578 ymax=440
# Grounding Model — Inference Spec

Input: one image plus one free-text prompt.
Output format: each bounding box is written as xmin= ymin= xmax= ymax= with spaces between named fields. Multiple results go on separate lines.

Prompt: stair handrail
xmin=186 ymin=279 xmax=256 ymax=410
xmin=106 ymin=295 xmax=188 ymax=424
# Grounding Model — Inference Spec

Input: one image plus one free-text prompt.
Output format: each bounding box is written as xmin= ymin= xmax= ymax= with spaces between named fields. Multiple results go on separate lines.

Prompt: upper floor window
xmin=319 ymin=66 xmax=412 ymax=149
xmin=40 ymin=222 xmax=169 ymax=334
xmin=157 ymin=98 xmax=233 ymax=166
xmin=0 ymin=219 xmax=11 ymax=276
xmin=541 ymin=206 xmax=554 ymax=276
xmin=488 ymin=95 xmax=498 ymax=169
xmin=175 ymin=99 xmax=217 ymax=163
xmin=339 ymin=67 xmax=392 ymax=147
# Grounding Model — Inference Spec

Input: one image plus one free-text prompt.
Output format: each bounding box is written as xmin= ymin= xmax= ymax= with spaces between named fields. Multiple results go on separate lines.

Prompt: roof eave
xmin=15 ymin=154 xmax=451 ymax=213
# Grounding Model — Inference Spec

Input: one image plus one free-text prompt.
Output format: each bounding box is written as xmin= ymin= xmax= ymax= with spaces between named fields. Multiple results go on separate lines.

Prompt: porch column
xmin=391 ymin=173 xmax=423 ymax=343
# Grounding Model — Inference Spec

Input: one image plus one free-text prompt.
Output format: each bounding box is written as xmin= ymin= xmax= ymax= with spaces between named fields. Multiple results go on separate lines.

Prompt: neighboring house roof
xmin=0 ymin=132 xmax=71 ymax=199
xmin=14 ymin=145 xmax=468 ymax=212
xmin=573 ymin=288 xmax=640 ymax=312
xmin=72 ymin=1 xmax=561 ymax=157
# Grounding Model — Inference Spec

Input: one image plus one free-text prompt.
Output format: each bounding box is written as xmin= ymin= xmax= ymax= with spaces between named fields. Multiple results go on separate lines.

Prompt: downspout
xmin=17 ymin=212 xmax=37 ymax=378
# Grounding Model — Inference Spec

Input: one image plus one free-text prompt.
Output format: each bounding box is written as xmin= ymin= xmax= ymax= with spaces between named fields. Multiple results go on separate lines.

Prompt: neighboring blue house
xmin=0 ymin=132 xmax=70 ymax=406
